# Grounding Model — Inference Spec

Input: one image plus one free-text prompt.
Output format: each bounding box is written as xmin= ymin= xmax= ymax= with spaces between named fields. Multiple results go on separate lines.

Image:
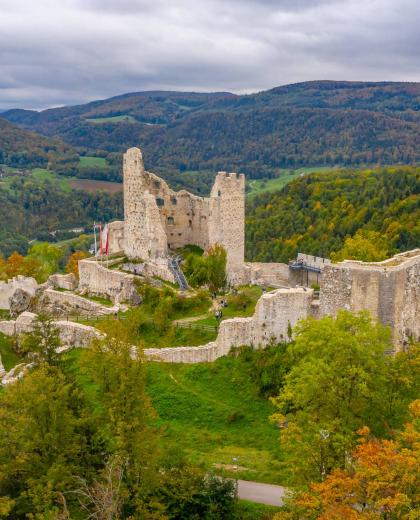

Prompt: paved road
xmin=237 ymin=479 xmax=287 ymax=506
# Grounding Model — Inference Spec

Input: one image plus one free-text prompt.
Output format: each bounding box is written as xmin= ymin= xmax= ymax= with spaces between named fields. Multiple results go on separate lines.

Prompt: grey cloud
xmin=0 ymin=0 xmax=418 ymax=110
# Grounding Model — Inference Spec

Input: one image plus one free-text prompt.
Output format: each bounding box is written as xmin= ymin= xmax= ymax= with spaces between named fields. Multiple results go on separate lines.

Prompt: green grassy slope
xmin=146 ymin=356 xmax=283 ymax=484
xmin=63 ymin=348 xmax=284 ymax=484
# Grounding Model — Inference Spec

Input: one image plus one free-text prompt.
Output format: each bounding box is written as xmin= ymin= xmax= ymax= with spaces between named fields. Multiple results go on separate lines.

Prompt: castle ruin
xmin=106 ymin=147 xmax=245 ymax=282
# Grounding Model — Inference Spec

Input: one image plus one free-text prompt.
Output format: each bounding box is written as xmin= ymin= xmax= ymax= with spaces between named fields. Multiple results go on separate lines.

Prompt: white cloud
xmin=0 ymin=0 xmax=418 ymax=109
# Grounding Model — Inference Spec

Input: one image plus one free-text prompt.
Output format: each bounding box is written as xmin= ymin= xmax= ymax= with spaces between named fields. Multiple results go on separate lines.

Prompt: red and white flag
xmin=100 ymin=224 xmax=109 ymax=255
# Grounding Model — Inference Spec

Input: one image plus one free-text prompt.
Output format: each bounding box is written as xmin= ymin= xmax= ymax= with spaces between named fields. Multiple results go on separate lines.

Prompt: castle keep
xmin=106 ymin=147 xmax=245 ymax=280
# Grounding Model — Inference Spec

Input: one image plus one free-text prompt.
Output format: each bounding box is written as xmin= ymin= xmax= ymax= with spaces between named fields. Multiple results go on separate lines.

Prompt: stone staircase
xmin=168 ymin=256 xmax=189 ymax=291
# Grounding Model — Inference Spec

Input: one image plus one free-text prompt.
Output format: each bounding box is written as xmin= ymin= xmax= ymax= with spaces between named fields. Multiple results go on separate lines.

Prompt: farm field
xmin=78 ymin=155 xmax=108 ymax=167
xmin=246 ymin=166 xmax=337 ymax=198
xmin=68 ymin=178 xmax=123 ymax=193
xmin=85 ymin=114 xmax=137 ymax=124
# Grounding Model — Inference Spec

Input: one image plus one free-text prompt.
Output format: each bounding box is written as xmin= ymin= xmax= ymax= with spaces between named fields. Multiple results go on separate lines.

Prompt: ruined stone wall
xmin=208 ymin=172 xmax=245 ymax=277
xmin=320 ymin=250 xmax=420 ymax=347
xmin=108 ymin=148 xmax=247 ymax=282
xmin=0 ymin=311 xmax=102 ymax=349
xmin=123 ymin=148 xmax=168 ymax=260
xmin=130 ymin=166 xmax=210 ymax=252
xmin=78 ymin=258 xmax=136 ymax=303
xmin=0 ymin=276 xmax=38 ymax=310
xmin=41 ymin=289 xmax=120 ymax=317
xmin=107 ymin=221 xmax=125 ymax=254
xmin=144 ymin=288 xmax=314 ymax=363
xmin=48 ymin=273 xmax=77 ymax=291
xmin=241 ymin=262 xmax=290 ymax=287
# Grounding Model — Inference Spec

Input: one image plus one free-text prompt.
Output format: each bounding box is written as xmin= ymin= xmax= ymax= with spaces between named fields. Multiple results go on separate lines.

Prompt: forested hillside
xmin=246 ymin=166 xmax=420 ymax=263
xmin=0 ymin=176 xmax=122 ymax=256
xmin=0 ymin=118 xmax=78 ymax=171
xmin=2 ymin=81 xmax=419 ymax=181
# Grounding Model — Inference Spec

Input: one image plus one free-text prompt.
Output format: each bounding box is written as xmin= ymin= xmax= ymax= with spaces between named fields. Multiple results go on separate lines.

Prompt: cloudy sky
xmin=0 ymin=0 xmax=419 ymax=110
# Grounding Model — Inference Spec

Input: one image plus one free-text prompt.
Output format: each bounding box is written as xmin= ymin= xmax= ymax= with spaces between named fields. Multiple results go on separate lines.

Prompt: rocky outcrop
xmin=9 ymin=288 xmax=35 ymax=317
xmin=0 ymin=276 xmax=38 ymax=310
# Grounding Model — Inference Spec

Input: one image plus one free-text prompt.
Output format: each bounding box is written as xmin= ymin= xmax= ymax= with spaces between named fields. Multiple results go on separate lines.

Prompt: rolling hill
xmin=2 ymin=81 xmax=419 ymax=180
xmin=0 ymin=117 xmax=78 ymax=171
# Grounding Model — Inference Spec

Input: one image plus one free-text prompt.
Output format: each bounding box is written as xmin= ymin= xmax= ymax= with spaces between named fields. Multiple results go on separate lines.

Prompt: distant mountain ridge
xmin=2 ymin=81 xmax=419 ymax=177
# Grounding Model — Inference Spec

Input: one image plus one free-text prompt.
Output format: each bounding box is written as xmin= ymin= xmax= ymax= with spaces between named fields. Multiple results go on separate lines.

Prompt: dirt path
xmin=237 ymin=479 xmax=287 ymax=506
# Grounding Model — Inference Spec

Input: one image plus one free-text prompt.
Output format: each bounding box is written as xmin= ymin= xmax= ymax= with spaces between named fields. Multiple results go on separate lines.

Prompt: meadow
xmin=246 ymin=166 xmax=337 ymax=198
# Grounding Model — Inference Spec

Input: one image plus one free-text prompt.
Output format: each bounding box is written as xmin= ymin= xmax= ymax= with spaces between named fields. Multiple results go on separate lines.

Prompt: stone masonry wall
xmin=78 ymin=258 xmax=136 ymax=303
xmin=320 ymin=250 xmax=420 ymax=348
xmin=0 ymin=311 xmax=102 ymax=348
xmin=241 ymin=262 xmax=290 ymax=287
xmin=48 ymin=273 xmax=78 ymax=291
xmin=109 ymin=147 xmax=246 ymax=283
xmin=144 ymin=288 xmax=314 ymax=363
xmin=41 ymin=289 xmax=120 ymax=316
xmin=208 ymin=172 xmax=245 ymax=278
xmin=123 ymin=148 xmax=168 ymax=260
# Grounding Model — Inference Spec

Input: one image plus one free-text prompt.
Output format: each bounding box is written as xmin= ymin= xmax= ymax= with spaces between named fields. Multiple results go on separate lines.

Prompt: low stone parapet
xmin=41 ymin=288 xmax=120 ymax=317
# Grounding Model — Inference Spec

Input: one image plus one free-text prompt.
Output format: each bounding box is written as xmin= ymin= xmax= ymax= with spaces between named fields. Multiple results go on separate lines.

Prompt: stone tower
xmin=123 ymin=148 xmax=167 ymax=260
xmin=208 ymin=172 xmax=245 ymax=276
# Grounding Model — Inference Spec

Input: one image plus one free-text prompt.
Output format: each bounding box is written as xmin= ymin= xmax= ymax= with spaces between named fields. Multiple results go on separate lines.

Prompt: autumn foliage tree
xmin=271 ymin=313 xmax=419 ymax=485
xmin=66 ymin=250 xmax=90 ymax=279
xmin=275 ymin=400 xmax=420 ymax=520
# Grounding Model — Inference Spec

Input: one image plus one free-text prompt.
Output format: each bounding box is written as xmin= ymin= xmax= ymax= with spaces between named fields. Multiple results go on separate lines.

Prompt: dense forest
xmin=0 ymin=118 xmax=79 ymax=172
xmin=2 ymin=81 xmax=419 ymax=181
xmin=0 ymin=177 xmax=122 ymax=257
xmin=245 ymin=166 xmax=420 ymax=263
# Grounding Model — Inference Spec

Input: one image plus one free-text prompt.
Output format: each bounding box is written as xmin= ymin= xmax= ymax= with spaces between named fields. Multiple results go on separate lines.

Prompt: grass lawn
xmin=0 ymin=333 xmax=21 ymax=371
xmin=78 ymin=156 xmax=108 ymax=168
xmin=85 ymin=115 xmax=137 ymax=124
xmin=146 ymin=355 xmax=284 ymax=484
xmin=247 ymin=166 xmax=337 ymax=198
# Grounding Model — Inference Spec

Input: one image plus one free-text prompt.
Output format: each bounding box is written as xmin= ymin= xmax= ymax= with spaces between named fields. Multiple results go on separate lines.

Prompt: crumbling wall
xmin=0 ymin=311 xmax=102 ymax=348
xmin=49 ymin=273 xmax=78 ymax=291
xmin=114 ymin=148 xmax=246 ymax=282
xmin=123 ymin=148 xmax=168 ymax=260
xmin=208 ymin=172 xmax=245 ymax=278
xmin=0 ymin=276 xmax=38 ymax=310
xmin=144 ymin=288 xmax=314 ymax=363
xmin=78 ymin=258 xmax=136 ymax=303
xmin=40 ymin=288 xmax=120 ymax=316
xmin=320 ymin=250 xmax=420 ymax=347
xmin=107 ymin=221 xmax=125 ymax=254
xmin=241 ymin=262 xmax=290 ymax=287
